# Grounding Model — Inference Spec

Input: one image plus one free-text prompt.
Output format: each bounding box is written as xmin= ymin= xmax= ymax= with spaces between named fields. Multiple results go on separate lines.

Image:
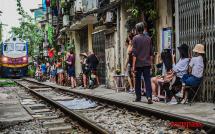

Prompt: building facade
xmin=175 ymin=0 xmax=215 ymax=102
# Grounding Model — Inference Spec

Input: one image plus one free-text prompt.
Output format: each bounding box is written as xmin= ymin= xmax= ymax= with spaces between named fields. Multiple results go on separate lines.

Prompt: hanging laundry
xmin=52 ymin=7 xmax=58 ymax=16
xmin=48 ymin=48 xmax=55 ymax=58
xmin=46 ymin=0 xmax=51 ymax=7
xmin=60 ymin=0 xmax=66 ymax=8
xmin=42 ymin=0 xmax=46 ymax=11
xmin=51 ymin=0 xmax=57 ymax=7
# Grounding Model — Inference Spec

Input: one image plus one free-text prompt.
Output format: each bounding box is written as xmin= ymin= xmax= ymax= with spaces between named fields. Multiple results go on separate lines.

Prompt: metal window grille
xmin=80 ymin=27 xmax=88 ymax=53
xmin=178 ymin=0 xmax=215 ymax=102
xmin=92 ymin=31 xmax=106 ymax=84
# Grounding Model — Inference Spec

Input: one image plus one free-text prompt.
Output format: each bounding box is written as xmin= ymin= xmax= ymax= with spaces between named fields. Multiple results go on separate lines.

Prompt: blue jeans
xmin=135 ymin=66 xmax=152 ymax=100
xmin=181 ymin=74 xmax=202 ymax=87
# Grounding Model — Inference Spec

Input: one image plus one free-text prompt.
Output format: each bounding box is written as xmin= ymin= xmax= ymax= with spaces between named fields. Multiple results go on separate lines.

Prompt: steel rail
xmin=15 ymin=80 xmax=110 ymax=134
xmin=22 ymin=78 xmax=215 ymax=133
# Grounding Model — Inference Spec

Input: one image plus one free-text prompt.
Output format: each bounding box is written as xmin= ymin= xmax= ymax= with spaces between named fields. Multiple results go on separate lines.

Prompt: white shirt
xmin=173 ymin=58 xmax=190 ymax=78
xmin=189 ymin=56 xmax=204 ymax=78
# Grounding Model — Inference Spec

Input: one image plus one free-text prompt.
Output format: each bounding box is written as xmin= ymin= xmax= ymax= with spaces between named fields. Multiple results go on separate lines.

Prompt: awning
xmin=70 ymin=15 xmax=97 ymax=31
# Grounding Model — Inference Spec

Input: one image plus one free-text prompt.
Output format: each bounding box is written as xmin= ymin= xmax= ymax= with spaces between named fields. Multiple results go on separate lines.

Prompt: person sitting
xmin=179 ymin=44 xmax=205 ymax=104
xmin=170 ymin=44 xmax=190 ymax=98
xmin=151 ymin=44 xmax=190 ymax=102
xmin=151 ymin=49 xmax=173 ymax=102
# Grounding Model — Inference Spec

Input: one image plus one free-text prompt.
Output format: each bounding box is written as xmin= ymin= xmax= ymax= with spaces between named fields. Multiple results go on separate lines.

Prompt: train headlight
xmin=2 ymin=57 xmax=8 ymax=63
xmin=22 ymin=57 xmax=27 ymax=62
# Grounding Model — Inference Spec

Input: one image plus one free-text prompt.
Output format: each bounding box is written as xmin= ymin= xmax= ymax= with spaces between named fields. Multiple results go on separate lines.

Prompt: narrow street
xmin=0 ymin=0 xmax=215 ymax=134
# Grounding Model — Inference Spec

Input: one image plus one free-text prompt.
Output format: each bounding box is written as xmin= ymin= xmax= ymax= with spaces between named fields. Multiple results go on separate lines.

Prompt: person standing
xmin=66 ymin=51 xmax=77 ymax=88
xmin=56 ymin=58 xmax=64 ymax=85
xmin=132 ymin=22 xmax=153 ymax=104
xmin=86 ymin=51 xmax=100 ymax=86
xmin=124 ymin=33 xmax=135 ymax=93
xmin=80 ymin=52 xmax=88 ymax=88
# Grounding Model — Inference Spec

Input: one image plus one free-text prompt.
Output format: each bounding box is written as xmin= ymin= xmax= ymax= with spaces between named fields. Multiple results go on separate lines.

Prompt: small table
xmin=113 ymin=74 xmax=127 ymax=92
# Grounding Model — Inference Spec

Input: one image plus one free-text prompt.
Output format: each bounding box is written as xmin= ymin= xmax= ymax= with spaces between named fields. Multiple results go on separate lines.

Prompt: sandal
xmin=152 ymin=96 xmax=160 ymax=102
xmin=180 ymin=98 xmax=188 ymax=104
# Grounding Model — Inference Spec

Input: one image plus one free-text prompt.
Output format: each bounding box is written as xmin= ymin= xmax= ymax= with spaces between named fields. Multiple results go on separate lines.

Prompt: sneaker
xmin=175 ymin=91 xmax=183 ymax=98
xmin=128 ymin=89 xmax=134 ymax=94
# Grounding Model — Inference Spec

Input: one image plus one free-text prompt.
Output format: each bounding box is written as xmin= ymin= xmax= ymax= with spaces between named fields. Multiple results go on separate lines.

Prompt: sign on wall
xmin=161 ymin=27 xmax=172 ymax=51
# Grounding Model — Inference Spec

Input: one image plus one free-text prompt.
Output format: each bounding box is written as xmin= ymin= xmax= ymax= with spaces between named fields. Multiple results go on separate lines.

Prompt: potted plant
xmin=115 ymin=68 xmax=121 ymax=75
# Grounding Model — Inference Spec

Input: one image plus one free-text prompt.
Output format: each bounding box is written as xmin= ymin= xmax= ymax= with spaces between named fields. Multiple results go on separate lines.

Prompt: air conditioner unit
xmin=70 ymin=7 xmax=75 ymax=16
xmin=74 ymin=0 xmax=83 ymax=14
xmin=63 ymin=15 xmax=70 ymax=26
xmin=105 ymin=11 xmax=113 ymax=23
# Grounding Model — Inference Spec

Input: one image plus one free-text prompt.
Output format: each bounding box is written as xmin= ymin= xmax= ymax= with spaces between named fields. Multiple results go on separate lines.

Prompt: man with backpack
xmin=86 ymin=51 xmax=100 ymax=86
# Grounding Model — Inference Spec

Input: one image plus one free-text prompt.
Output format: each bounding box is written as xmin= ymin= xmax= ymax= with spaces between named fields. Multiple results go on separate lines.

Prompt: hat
xmin=80 ymin=53 xmax=87 ymax=57
xmin=193 ymin=44 xmax=205 ymax=54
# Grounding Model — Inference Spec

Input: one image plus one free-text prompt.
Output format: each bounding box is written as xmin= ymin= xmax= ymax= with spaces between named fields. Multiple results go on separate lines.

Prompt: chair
xmin=113 ymin=74 xmax=127 ymax=92
xmin=186 ymin=80 xmax=203 ymax=106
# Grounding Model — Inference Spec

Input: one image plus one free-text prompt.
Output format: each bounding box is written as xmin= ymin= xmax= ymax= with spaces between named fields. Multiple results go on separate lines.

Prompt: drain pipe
xmin=117 ymin=5 xmax=121 ymax=70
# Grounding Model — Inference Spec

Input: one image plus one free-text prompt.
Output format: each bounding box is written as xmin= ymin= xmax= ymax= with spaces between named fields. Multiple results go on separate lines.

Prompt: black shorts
xmin=67 ymin=67 xmax=75 ymax=77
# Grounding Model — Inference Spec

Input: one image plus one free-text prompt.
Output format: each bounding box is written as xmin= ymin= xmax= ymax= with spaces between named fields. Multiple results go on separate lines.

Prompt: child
xmin=35 ymin=66 xmax=42 ymax=81
xmin=178 ymin=44 xmax=205 ymax=103
xmin=50 ymin=62 xmax=57 ymax=83
xmin=56 ymin=58 xmax=64 ymax=85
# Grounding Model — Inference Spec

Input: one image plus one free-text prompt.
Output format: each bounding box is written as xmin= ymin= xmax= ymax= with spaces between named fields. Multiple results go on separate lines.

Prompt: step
xmin=52 ymin=96 xmax=74 ymax=101
xmin=48 ymin=125 xmax=73 ymax=134
xmin=32 ymin=115 xmax=59 ymax=120
xmin=34 ymin=88 xmax=52 ymax=91
xmin=32 ymin=108 xmax=51 ymax=113
xmin=43 ymin=118 xmax=66 ymax=128
xmin=28 ymin=104 xmax=47 ymax=110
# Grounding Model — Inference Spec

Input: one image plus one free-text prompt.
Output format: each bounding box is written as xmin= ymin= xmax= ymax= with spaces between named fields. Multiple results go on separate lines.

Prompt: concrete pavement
xmin=0 ymin=87 xmax=33 ymax=129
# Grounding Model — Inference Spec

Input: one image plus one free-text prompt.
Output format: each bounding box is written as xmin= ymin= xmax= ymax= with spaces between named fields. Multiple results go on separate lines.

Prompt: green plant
xmin=115 ymin=68 xmax=121 ymax=75
xmin=27 ymin=69 xmax=35 ymax=77
xmin=12 ymin=0 xmax=45 ymax=57
xmin=0 ymin=80 xmax=17 ymax=87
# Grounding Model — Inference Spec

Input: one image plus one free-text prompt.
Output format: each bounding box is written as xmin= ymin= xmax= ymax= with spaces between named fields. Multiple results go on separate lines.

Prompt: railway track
xmin=15 ymin=79 xmax=210 ymax=134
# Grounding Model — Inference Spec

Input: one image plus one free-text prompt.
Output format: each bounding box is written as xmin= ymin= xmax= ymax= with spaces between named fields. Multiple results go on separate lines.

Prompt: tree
xmin=10 ymin=21 xmax=44 ymax=57
xmin=10 ymin=0 xmax=45 ymax=58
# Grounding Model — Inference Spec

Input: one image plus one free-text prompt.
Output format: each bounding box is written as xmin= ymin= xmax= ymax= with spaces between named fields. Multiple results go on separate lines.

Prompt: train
xmin=0 ymin=37 xmax=28 ymax=77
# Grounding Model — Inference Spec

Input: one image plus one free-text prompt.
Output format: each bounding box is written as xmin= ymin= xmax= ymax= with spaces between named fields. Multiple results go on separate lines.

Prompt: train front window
xmin=4 ymin=43 xmax=14 ymax=51
xmin=15 ymin=43 xmax=26 ymax=51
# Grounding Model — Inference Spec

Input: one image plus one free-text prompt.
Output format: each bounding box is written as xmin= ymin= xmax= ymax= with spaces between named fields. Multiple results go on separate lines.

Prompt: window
xmin=15 ymin=43 xmax=26 ymax=51
xmin=4 ymin=43 xmax=14 ymax=51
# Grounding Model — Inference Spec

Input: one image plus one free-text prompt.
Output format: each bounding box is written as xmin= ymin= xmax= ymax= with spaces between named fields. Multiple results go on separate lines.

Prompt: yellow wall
xmin=156 ymin=0 xmax=173 ymax=54
xmin=88 ymin=24 xmax=93 ymax=52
